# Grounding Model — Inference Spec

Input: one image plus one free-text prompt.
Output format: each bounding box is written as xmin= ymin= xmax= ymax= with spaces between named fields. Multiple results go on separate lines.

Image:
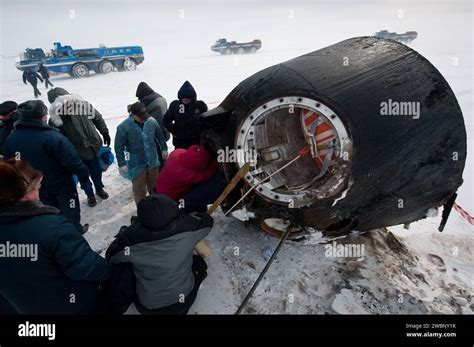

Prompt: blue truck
xmin=211 ymin=38 xmax=262 ymax=55
xmin=15 ymin=42 xmax=144 ymax=78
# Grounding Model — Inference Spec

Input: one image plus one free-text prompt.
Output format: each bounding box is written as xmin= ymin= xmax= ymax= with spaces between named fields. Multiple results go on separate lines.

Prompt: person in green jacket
xmin=47 ymin=87 xmax=111 ymax=207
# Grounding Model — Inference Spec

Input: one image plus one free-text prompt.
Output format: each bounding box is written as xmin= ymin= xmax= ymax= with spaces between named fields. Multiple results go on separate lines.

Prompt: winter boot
xmin=80 ymin=223 xmax=89 ymax=235
xmin=87 ymin=195 xmax=97 ymax=207
xmin=96 ymin=189 xmax=109 ymax=200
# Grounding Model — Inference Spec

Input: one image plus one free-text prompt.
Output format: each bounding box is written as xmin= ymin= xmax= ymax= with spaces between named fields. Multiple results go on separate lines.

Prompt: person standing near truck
xmin=22 ymin=67 xmax=43 ymax=98
xmin=38 ymin=62 xmax=54 ymax=89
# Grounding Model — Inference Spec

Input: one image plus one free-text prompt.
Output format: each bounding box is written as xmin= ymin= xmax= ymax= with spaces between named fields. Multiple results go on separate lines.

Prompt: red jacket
xmin=156 ymin=145 xmax=218 ymax=202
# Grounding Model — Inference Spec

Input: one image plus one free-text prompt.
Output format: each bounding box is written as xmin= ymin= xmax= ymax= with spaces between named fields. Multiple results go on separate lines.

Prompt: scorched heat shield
xmin=201 ymin=36 xmax=467 ymax=236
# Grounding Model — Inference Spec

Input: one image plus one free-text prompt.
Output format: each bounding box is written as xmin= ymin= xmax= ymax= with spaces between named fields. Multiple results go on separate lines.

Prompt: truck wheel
xmin=223 ymin=48 xmax=232 ymax=55
xmin=236 ymin=47 xmax=245 ymax=54
xmin=250 ymin=46 xmax=257 ymax=53
xmin=99 ymin=60 xmax=114 ymax=74
xmin=123 ymin=58 xmax=136 ymax=71
xmin=72 ymin=63 xmax=89 ymax=78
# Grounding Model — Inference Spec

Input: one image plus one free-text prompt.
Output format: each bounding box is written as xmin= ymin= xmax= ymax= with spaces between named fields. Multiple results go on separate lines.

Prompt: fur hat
xmin=18 ymin=100 xmax=48 ymax=120
xmin=0 ymin=159 xmax=43 ymax=205
xmin=0 ymin=101 xmax=18 ymax=116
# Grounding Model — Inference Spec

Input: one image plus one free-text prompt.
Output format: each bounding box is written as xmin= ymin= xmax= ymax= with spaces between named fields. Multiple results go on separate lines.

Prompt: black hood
xmin=177 ymin=81 xmax=197 ymax=102
xmin=137 ymin=194 xmax=180 ymax=230
xmin=136 ymin=82 xmax=155 ymax=99
xmin=47 ymin=87 xmax=69 ymax=104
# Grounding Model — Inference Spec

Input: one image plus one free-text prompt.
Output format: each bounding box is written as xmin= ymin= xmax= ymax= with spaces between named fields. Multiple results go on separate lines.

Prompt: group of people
xmin=0 ymin=80 xmax=226 ymax=314
xmin=22 ymin=62 xmax=54 ymax=98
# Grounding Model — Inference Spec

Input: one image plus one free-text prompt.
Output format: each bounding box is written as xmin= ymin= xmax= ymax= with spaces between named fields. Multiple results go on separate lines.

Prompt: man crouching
xmin=105 ymin=194 xmax=212 ymax=314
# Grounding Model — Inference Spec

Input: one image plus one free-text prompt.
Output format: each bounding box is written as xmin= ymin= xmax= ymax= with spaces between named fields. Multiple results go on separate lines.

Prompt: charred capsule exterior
xmin=207 ymin=36 xmax=466 ymax=233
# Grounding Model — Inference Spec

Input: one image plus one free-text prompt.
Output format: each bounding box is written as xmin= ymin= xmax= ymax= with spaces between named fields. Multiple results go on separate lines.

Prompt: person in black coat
xmin=4 ymin=100 xmax=90 ymax=233
xmin=136 ymin=82 xmax=169 ymax=141
xmin=0 ymin=101 xmax=19 ymax=159
xmin=38 ymin=62 xmax=54 ymax=89
xmin=163 ymin=81 xmax=208 ymax=149
xmin=22 ymin=67 xmax=43 ymax=98
xmin=0 ymin=159 xmax=110 ymax=314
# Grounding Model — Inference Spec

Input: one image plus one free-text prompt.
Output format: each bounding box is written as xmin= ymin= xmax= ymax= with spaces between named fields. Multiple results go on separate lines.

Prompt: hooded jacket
xmin=136 ymin=82 xmax=168 ymax=137
xmin=115 ymin=115 xmax=168 ymax=181
xmin=48 ymin=88 xmax=109 ymax=161
xmin=0 ymin=201 xmax=109 ymax=314
xmin=106 ymin=194 xmax=213 ymax=310
xmin=22 ymin=70 xmax=43 ymax=86
xmin=155 ymin=145 xmax=217 ymax=202
xmin=163 ymin=81 xmax=208 ymax=144
xmin=38 ymin=64 xmax=50 ymax=79
xmin=4 ymin=118 xmax=89 ymax=195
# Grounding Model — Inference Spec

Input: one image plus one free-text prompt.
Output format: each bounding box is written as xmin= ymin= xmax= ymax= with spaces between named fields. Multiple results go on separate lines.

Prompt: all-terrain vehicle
xmin=375 ymin=30 xmax=418 ymax=43
xmin=15 ymin=42 xmax=144 ymax=78
xmin=211 ymin=38 xmax=262 ymax=55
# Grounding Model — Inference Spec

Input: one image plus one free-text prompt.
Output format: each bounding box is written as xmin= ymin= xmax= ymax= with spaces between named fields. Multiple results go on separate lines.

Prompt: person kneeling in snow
xmin=0 ymin=159 xmax=110 ymax=314
xmin=156 ymin=145 xmax=226 ymax=212
xmin=106 ymin=194 xmax=212 ymax=314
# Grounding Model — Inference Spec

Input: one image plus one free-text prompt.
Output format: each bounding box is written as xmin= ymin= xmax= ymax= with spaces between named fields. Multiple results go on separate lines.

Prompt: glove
xmin=161 ymin=151 xmax=169 ymax=160
xmin=120 ymin=166 xmax=128 ymax=175
xmin=102 ymin=133 xmax=111 ymax=147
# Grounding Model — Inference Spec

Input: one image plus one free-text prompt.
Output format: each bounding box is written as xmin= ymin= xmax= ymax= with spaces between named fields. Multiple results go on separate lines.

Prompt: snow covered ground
xmin=1 ymin=0 xmax=473 ymax=314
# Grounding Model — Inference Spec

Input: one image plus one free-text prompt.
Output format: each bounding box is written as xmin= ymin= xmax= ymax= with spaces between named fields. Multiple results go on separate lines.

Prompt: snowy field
xmin=1 ymin=0 xmax=473 ymax=314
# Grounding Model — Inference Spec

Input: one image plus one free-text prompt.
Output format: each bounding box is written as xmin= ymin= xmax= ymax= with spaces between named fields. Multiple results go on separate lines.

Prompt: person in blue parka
xmin=4 ymin=100 xmax=90 ymax=233
xmin=0 ymin=159 xmax=109 ymax=314
xmin=115 ymin=102 xmax=168 ymax=206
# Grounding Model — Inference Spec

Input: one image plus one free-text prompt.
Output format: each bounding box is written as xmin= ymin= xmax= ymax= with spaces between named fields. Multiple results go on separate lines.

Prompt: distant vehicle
xmin=375 ymin=30 xmax=418 ymax=44
xmin=15 ymin=42 xmax=144 ymax=78
xmin=211 ymin=38 xmax=262 ymax=55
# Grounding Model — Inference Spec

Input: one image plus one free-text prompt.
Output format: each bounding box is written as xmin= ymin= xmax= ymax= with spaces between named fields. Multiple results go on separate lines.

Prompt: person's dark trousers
xmin=31 ymin=82 xmax=41 ymax=98
xmin=80 ymin=155 xmax=105 ymax=198
xmin=44 ymin=78 xmax=54 ymax=89
xmin=135 ymin=255 xmax=208 ymax=315
xmin=183 ymin=170 xmax=226 ymax=212
xmin=40 ymin=185 xmax=82 ymax=232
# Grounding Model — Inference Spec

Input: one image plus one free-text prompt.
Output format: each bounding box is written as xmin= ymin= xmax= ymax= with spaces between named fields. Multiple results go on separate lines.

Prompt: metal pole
xmin=235 ymin=226 xmax=292 ymax=315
